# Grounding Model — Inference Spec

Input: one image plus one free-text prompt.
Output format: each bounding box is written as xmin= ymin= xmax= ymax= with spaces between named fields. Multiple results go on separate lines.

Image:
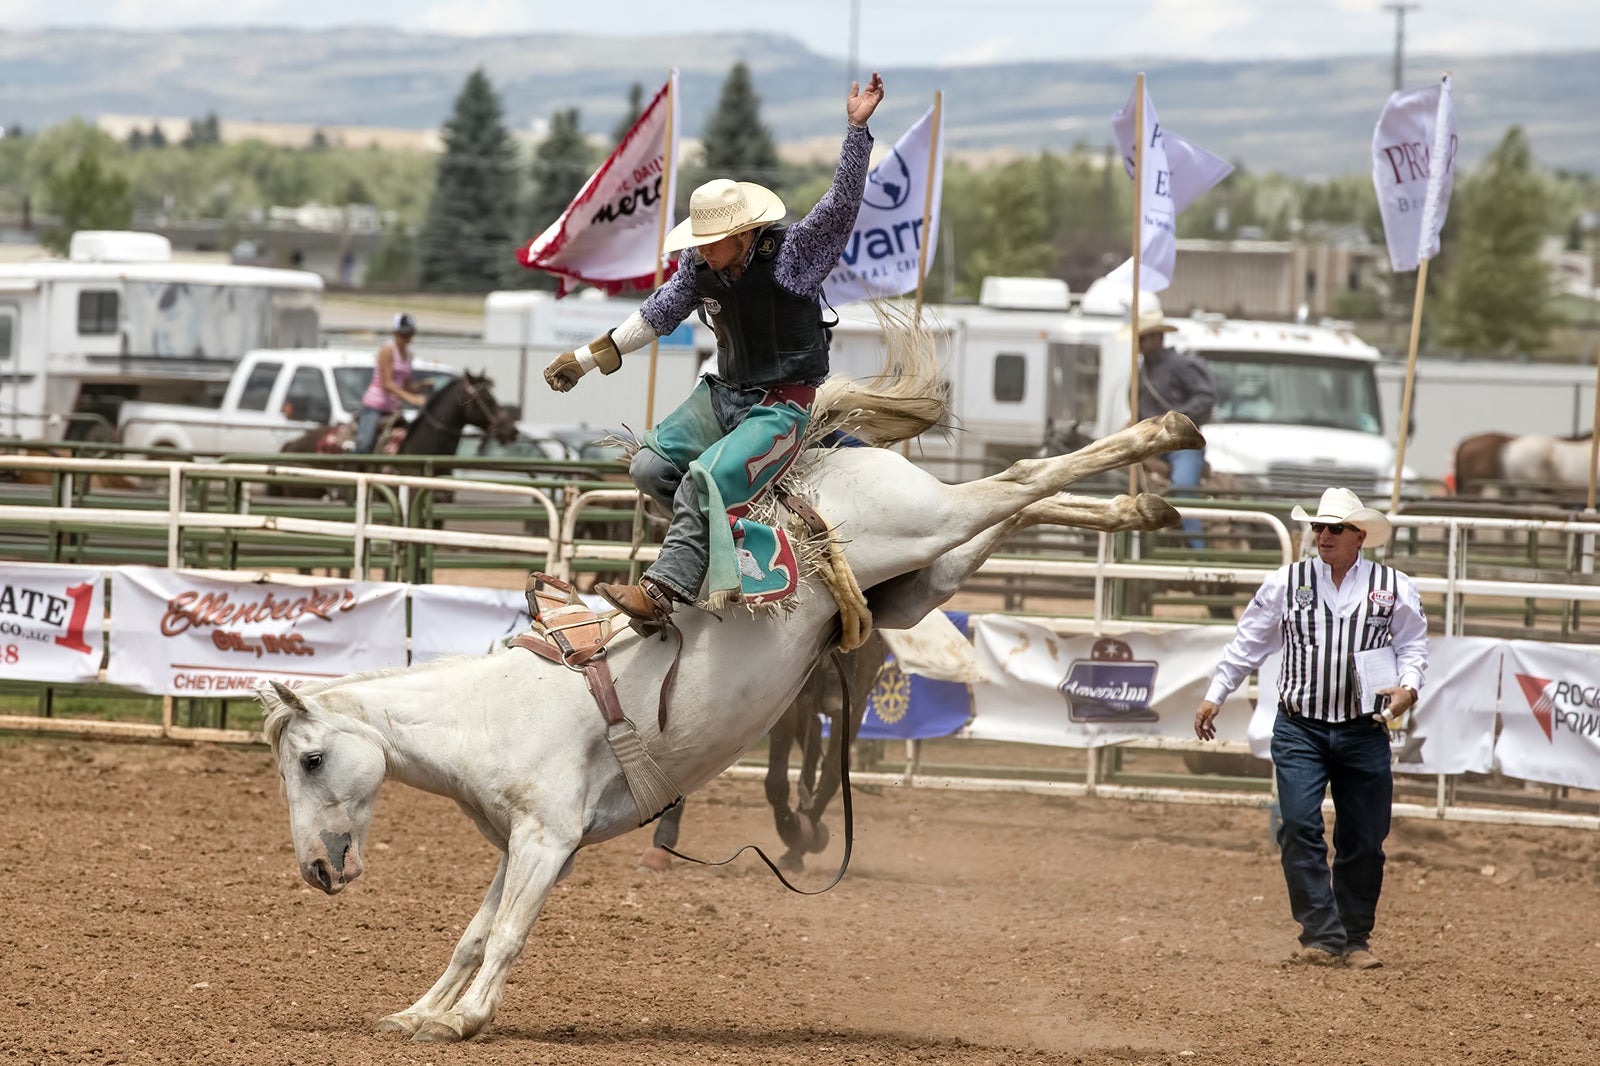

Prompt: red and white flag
xmin=517 ymin=71 xmax=680 ymax=297
xmin=1372 ymin=74 xmax=1457 ymax=273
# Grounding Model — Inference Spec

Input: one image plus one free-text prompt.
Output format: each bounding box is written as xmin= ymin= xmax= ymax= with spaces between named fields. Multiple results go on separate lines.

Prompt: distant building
xmin=1163 ymin=239 xmax=1384 ymax=321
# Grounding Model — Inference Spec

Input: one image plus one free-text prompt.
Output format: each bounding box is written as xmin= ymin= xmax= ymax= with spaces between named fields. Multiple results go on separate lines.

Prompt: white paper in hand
xmin=1353 ymin=646 xmax=1400 ymax=718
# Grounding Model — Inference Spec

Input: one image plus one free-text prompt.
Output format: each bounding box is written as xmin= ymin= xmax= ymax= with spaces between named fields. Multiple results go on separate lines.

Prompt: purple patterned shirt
xmin=639 ymin=123 xmax=874 ymax=335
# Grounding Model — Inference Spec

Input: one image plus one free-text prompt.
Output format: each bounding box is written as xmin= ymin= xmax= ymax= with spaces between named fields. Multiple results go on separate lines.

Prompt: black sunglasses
xmin=1310 ymin=522 xmax=1353 ymax=535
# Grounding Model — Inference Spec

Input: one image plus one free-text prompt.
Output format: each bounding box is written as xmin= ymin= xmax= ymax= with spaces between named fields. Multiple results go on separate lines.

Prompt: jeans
xmin=1165 ymin=447 xmax=1205 ymax=549
xmin=355 ymin=405 xmax=389 ymax=454
xmin=1271 ymin=709 xmax=1392 ymax=954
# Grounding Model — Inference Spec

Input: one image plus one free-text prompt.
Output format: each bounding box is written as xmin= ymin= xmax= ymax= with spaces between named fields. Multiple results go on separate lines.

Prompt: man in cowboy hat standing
xmin=541 ymin=72 xmax=885 ymax=624
xmin=1194 ymin=487 xmax=1428 ymax=971
xmin=1129 ymin=298 xmax=1215 ymax=549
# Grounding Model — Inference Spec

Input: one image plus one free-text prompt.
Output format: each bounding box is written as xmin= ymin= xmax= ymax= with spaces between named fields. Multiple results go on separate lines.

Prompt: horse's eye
xmin=303 ymin=752 xmax=323 ymax=772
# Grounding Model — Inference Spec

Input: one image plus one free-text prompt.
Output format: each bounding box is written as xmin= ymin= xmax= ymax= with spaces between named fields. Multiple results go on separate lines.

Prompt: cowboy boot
xmin=596 ymin=576 xmax=677 ymax=625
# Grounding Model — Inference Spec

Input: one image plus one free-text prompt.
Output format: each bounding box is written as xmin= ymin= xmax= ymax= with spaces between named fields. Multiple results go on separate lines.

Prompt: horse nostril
xmin=308 ymin=859 xmax=333 ymax=892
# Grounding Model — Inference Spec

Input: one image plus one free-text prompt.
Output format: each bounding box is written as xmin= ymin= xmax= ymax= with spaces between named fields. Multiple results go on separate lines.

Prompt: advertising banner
xmin=409 ymin=584 xmax=532 ymax=663
xmin=0 ymin=564 xmax=105 ymax=684
xmin=968 ymin=616 xmax=1250 ymax=747
xmin=1371 ymin=74 xmax=1457 ymax=272
xmin=1497 ymin=640 xmax=1600 ymax=790
xmin=106 ymin=567 xmax=406 ymax=695
xmin=860 ymin=611 xmax=976 ymax=740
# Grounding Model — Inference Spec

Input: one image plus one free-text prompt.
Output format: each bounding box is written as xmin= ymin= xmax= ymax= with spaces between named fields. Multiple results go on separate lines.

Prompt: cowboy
xmin=1194 ymin=487 xmax=1428 ymax=970
xmin=1128 ymin=298 xmax=1215 ymax=549
xmin=542 ymin=72 xmax=886 ymax=624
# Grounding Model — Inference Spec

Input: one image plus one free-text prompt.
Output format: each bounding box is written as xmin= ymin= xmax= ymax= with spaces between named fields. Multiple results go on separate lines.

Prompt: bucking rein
xmin=509 ymin=489 xmax=866 ymax=893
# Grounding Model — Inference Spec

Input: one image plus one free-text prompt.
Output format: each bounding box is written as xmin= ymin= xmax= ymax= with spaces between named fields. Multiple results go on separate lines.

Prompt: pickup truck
xmin=116 ymin=348 xmax=459 ymax=454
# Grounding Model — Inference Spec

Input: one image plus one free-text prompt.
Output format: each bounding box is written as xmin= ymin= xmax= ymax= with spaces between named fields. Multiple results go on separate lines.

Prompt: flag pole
xmin=913 ymin=92 xmax=942 ymax=325
xmin=1388 ymin=255 xmax=1427 ymax=513
xmin=631 ymin=71 xmax=677 ymax=582
xmin=1127 ymin=73 xmax=1145 ymax=497
xmin=1588 ymin=333 xmax=1600 ymax=512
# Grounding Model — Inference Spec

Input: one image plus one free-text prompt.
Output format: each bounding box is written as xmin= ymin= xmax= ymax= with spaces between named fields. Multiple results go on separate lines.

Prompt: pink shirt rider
xmin=361 ymin=340 xmax=414 ymax=413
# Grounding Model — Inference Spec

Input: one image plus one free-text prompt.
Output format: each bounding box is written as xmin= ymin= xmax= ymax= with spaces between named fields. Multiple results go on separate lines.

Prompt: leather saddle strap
xmin=777 ymin=490 xmax=828 ymax=538
xmin=509 ymin=633 xmax=625 ymax=726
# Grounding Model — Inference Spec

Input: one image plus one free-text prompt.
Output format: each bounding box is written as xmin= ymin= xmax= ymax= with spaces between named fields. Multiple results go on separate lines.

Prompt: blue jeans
xmin=355 ymin=405 xmax=389 ymax=454
xmin=1270 ymin=709 xmax=1392 ymax=954
xmin=1165 ymin=447 xmax=1204 ymax=549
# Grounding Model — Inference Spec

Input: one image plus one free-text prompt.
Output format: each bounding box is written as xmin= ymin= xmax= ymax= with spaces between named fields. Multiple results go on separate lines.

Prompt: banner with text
xmin=106 ymin=567 xmax=406 ymax=696
xmin=968 ymin=616 xmax=1252 ymax=747
xmin=1246 ymin=637 xmax=1499 ymax=775
xmin=1371 ymin=74 xmax=1457 ymax=272
xmin=0 ymin=564 xmax=104 ymax=684
xmin=1496 ymin=640 xmax=1600 ymax=790
xmin=517 ymin=71 xmax=681 ymax=296
xmin=822 ymin=103 xmax=944 ymax=307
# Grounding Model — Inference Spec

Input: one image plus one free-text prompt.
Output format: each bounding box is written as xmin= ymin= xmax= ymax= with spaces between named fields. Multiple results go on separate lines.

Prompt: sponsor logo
xmin=863 ymin=147 xmax=913 ymax=210
xmin=703 ymin=298 xmax=722 ymax=316
xmin=1514 ymin=673 xmax=1600 ymax=743
xmin=0 ymin=579 xmax=96 ymax=654
xmin=1058 ymin=637 xmax=1158 ymax=723
xmin=1294 ymin=586 xmax=1314 ymax=607
xmin=1369 ymin=590 xmax=1395 ymax=608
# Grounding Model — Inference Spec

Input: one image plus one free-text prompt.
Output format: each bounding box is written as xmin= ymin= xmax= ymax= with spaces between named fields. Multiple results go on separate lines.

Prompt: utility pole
xmin=847 ymin=0 xmax=861 ymax=86
xmin=1383 ymin=3 xmax=1420 ymax=91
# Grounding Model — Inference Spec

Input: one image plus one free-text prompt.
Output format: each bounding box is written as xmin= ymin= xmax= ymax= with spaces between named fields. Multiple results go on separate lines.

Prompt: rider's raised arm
xmin=774 ymin=123 xmax=873 ymax=297
xmin=542 ymin=260 xmax=698 ymax=392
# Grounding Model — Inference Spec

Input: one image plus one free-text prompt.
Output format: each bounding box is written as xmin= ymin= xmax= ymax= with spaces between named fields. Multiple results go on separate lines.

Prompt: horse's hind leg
xmin=869 ymin=492 xmax=1179 ymax=629
xmin=377 ymin=855 xmax=509 ymax=1036
xmin=414 ymin=828 xmax=579 ymax=1043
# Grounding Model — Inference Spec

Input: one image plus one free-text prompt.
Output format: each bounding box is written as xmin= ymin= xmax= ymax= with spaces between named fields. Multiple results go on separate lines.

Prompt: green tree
xmin=40 ymin=152 xmax=133 ymax=254
xmin=1439 ymin=126 xmax=1554 ymax=355
xmin=147 ymin=123 xmax=168 ymax=150
xmin=416 ymin=67 xmax=520 ymax=292
xmin=699 ymin=62 xmax=781 ymax=187
xmin=365 ymin=227 xmax=419 ymax=289
xmin=612 ymin=82 xmax=645 ymax=148
xmin=954 ymin=158 xmax=1053 ymax=298
xmin=183 ymin=112 xmax=221 ymax=149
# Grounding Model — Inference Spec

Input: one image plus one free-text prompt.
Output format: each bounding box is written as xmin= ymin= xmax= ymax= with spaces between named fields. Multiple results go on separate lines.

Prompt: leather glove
xmin=543 ymin=332 xmax=621 ymax=393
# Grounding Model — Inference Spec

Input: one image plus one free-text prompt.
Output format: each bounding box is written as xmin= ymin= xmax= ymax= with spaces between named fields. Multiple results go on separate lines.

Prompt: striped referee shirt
xmin=1205 ymin=555 xmax=1428 ymax=723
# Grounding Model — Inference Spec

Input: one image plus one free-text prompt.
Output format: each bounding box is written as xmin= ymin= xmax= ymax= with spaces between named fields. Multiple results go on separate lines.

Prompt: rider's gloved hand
xmin=543 ymin=331 xmax=621 ymax=393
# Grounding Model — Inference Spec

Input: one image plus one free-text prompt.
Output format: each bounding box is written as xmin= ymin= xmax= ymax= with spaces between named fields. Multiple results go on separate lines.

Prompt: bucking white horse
xmin=259 ymin=371 xmax=1199 ymax=1041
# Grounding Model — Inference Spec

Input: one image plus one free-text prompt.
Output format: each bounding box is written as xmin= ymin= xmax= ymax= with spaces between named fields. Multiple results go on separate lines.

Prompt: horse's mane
xmin=808 ymin=300 xmax=950 ymax=447
xmin=259 ymin=654 xmax=491 ymax=754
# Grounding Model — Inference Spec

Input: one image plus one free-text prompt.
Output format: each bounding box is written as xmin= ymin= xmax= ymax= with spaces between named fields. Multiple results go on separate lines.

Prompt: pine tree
xmin=40 ymin=152 xmax=133 ymax=255
xmin=699 ymin=62 xmax=781 ymax=187
xmin=1439 ymin=126 xmax=1554 ymax=355
xmin=417 ymin=68 xmax=520 ymax=292
xmin=611 ymin=83 xmax=645 ymax=149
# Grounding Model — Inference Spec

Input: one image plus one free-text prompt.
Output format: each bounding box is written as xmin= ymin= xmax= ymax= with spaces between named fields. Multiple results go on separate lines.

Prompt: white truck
xmin=827 ymin=275 xmax=1415 ymax=496
xmin=0 ymin=231 xmax=323 ymax=442
xmin=116 ymin=348 xmax=458 ymax=454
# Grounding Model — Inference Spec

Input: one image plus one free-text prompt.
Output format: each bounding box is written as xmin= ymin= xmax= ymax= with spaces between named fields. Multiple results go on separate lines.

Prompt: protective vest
xmin=1277 ymin=559 xmax=1400 ymax=723
xmin=695 ymin=225 xmax=830 ymax=387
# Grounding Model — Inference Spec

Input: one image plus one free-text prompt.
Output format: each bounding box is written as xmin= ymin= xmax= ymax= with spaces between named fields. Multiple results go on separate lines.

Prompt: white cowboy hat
xmin=662 ymin=178 xmax=786 ymax=253
xmin=1289 ymin=487 xmax=1392 ymax=548
xmin=1116 ymin=296 xmax=1178 ymax=339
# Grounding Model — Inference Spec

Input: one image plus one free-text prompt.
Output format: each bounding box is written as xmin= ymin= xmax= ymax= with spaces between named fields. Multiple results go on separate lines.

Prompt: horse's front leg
xmin=413 ymin=828 xmax=578 ymax=1043
xmin=376 ymin=854 xmax=508 ymax=1036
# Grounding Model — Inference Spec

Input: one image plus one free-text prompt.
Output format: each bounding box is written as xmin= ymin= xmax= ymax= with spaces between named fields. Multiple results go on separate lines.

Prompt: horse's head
xmin=457 ymin=371 xmax=516 ymax=444
xmin=260 ymin=680 xmax=383 ymax=895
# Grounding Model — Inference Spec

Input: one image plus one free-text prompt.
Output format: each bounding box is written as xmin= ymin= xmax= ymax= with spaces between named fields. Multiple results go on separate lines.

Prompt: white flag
xmin=822 ymin=103 xmax=944 ymax=307
xmin=1372 ymin=74 xmax=1458 ymax=272
xmin=1110 ymin=84 xmax=1233 ymax=293
xmin=517 ymin=71 xmax=680 ymax=297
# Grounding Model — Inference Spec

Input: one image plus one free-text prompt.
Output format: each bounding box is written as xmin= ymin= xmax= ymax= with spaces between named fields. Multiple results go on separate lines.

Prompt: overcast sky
xmin=3 ymin=0 xmax=1595 ymax=66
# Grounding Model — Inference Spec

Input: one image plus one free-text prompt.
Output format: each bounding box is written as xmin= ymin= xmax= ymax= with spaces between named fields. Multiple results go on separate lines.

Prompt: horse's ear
xmin=270 ymin=680 xmax=309 ymax=715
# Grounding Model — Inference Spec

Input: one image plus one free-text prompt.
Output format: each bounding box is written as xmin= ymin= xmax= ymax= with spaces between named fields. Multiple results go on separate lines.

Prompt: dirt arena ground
xmin=2 ymin=736 xmax=1598 ymax=1066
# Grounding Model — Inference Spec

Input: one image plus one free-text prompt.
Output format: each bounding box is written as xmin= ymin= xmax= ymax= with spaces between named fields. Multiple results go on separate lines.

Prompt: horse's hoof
xmin=412 ymin=1019 xmax=465 ymax=1043
xmin=1132 ymin=493 xmax=1182 ymax=530
xmin=376 ymin=1013 xmax=420 ymax=1036
xmin=638 ymin=845 xmax=673 ymax=872
xmin=1160 ymin=411 xmax=1206 ymax=451
xmin=777 ymin=849 xmax=805 ymax=874
xmin=804 ymin=819 xmax=831 ymax=854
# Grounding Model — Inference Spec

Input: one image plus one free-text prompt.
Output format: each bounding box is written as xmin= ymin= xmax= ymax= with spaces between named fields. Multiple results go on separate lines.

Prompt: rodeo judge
xmin=541 ymin=72 xmax=885 ymax=625
xmin=1194 ymin=487 xmax=1428 ymax=970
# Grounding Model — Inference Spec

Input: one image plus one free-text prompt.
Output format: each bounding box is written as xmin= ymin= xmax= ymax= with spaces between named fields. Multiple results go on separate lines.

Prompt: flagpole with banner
xmin=913 ymin=91 xmax=943 ymax=323
xmin=1373 ymin=72 xmax=1456 ymax=513
xmin=643 ymin=73 xmax=677 ymax=432
xmin=1127 ymin=73 xmax=1145 ymax=497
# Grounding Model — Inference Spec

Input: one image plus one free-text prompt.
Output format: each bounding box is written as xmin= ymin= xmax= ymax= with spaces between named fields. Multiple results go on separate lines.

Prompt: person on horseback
xmin=355 ymin=312 xmax=428 ymax=454
xmin=542 ymin=72 xmax=886 ymax=625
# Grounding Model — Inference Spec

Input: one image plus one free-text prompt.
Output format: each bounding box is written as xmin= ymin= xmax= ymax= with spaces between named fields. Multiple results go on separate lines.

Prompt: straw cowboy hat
xmin=1290 ymin=487 xmax=1392 ymax=548
xmin=662 ymin=178 xmax=786 ymax=253
xmin=1117 ymin=295 xmax=1178 ymax=338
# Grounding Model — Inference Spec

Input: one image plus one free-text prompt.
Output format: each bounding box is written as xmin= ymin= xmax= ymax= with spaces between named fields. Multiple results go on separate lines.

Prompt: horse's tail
xmin=811 ymin=299 xmax=950 ymax=448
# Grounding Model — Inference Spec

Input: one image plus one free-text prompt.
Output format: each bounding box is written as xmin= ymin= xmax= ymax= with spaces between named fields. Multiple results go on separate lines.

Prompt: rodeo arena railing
xmin=1 ymin=448 xmax=1598 ymax=833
